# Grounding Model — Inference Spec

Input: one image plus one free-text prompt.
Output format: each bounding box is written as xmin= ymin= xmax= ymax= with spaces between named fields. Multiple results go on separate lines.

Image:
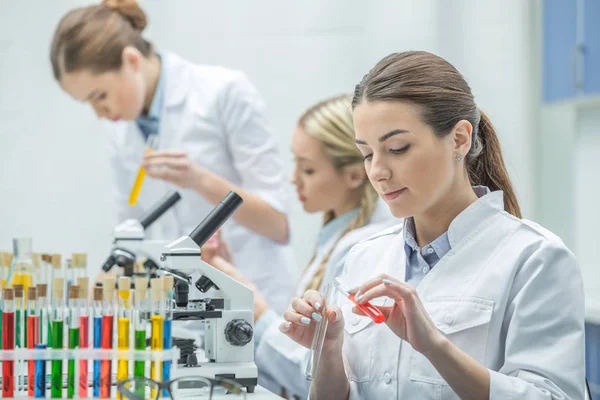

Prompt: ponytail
xmin=468 ymin=110 xmax=522 ymax=218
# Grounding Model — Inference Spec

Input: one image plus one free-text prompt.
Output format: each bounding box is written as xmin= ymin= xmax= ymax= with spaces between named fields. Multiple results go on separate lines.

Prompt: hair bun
xmin=103 ymin=0 xmax=147 ymax=31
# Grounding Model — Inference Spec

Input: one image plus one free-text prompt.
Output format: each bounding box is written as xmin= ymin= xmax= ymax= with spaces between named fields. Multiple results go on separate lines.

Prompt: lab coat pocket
xmin=410 ymin=297 xmax=494 ymax=395
xmin=342 ymin=303 xmax=375 ymax=383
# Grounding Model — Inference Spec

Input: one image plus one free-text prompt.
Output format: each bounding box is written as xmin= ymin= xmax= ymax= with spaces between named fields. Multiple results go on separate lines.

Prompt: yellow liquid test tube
xmin=149 ymin=279 xmax=163 ymax=398
xmin=128 ymin=134 xmax=158 ymax=206
xmin=117 ymin=277 xmax=131 ymax=399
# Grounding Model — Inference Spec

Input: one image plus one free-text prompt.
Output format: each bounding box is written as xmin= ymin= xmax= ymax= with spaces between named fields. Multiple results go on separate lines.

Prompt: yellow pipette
xmin=128 ymin=134 xmax=158 ymax=206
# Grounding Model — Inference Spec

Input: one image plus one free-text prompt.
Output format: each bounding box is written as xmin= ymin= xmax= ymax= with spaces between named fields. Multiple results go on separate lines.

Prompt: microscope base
xmin=172 ymin=361 xmax=259 ymax=393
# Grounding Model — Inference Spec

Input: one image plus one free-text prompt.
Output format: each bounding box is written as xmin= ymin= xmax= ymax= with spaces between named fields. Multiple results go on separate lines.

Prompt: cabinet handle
xmin=572 ymin=44 xmax=585 ymax=92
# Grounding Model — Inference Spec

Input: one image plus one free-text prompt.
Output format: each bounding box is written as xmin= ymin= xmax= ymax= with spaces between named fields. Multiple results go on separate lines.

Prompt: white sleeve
xmin=489 ymin=242 xmax=585 ymax=400
xmin=254 ymin=315 xmax=312 ymax=398
xmin=107 ymin=126 xmax=137 ymax=224
xmin=217 ymin=72 xmax=288 ymax=214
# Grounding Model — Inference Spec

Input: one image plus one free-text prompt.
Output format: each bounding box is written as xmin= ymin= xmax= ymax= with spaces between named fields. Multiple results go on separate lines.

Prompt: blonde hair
xmin=299 ymin=94 xmax=379 ymax=292
xmin=50 ymin=0 xmax=152 ymax=80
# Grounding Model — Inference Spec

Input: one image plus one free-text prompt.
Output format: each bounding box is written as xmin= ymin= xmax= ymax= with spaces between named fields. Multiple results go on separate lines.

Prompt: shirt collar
xmin=317 ymin=208 xmax=360 ymax=248
xmin=145 ymin=54 xmax=165 ymax=121
xmin=403 ymin=185 xmax=497 ymax=251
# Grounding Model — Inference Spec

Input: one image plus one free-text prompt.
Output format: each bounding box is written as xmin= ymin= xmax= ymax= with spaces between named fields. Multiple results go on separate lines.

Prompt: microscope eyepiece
xmin=189 ymin=191 xmax=243 ymax=248
xmin=139 ymin=191 xmax=182 ymax=229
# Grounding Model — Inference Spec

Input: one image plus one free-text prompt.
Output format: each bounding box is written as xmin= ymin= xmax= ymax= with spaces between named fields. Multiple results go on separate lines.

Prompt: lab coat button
xmin=423 ymin=266 xmax=429 ymax=274
xmin=426 ymin=247 xmax=434 ymax=254
xmin=383 ymin=372 xmax=392 ymax=384
xmin=443 ymin=313 xmax=455 ymax=325
xmin=351 ymin=316 xmax=360 ymax=326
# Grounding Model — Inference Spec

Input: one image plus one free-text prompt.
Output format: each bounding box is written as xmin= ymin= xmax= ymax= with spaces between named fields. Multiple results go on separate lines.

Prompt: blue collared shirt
xmin=404 ymin=186 xmax=491 ymax=287
xmin=136 ymin=54 xmax=165 ymax=141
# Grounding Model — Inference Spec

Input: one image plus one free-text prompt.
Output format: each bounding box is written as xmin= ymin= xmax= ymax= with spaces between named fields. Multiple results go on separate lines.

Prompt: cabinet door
xmin=543 ymin=0 xmax=578 ymax=102
xmin=584 ymin=0 xmax=600 ymax=95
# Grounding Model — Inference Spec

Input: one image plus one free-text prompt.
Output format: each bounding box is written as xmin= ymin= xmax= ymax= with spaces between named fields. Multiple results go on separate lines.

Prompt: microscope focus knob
xmin=224 ymin=319 xmax=253 ymax=347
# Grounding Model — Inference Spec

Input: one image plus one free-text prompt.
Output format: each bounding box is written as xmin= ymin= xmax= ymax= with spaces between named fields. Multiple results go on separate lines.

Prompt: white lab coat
xmin=107 ymin=52 xmax=296 ymax=313
xmin=337 ymin=190 xmax=585 ymax=399
xmin=255 ymin=200 xmax=399 ymax=399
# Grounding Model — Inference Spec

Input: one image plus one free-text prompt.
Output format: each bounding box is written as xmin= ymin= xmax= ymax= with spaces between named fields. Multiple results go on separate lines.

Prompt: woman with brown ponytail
xmin=203 ymin=94 xmax=398 ymax=399
xmin=282 ymin=52 xmax=586 ymax=399
xmin=50 ymin=0 xmax=297 ymax=313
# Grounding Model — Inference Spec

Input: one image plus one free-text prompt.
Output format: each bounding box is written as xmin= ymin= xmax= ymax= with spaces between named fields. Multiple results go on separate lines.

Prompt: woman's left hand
xmin=201 ymin=230 xmax=233 ymax=264
xmin=143 ymin=150 xmax=206 ymax=189
xmin=353 ymin=274 xmax=445 ymax=356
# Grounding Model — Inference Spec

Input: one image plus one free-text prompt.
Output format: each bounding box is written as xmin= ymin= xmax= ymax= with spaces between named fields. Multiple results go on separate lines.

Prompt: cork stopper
xmin=51 ymin=254 xmax=62 ymax=269
xmin=150 ymin=278 xmax=162 ymax=302
xmin=69 ymin=285 xmax=80 ymax=300
xmin=0 ymin=252 xmax=13 ymax=266
xmin=134 ymin=277 xmax=148 ymax=300
xmin=77 ymin=277 xmax=89 ymax=299
xmin=52 ymin=278 xmax=64 ymax=300
xmin=66 ymin=258 xmax=72 ymax=269
xmin=13 ymin=284 xmax=23 ymax=298
xmin=118 ymin=276 xmax=131 ymax=292
xmin=27 ymin=286 xmax=37 ymax=301
xmin=32 ymin=253 xmax=41 ymax=269
xmin=41 ymin=254 xmax=52 ymax=263
xmin=72 ymin=253 xmax=87 ymax=268
xmin=162 ymin=275 xmax=174 ymax=292
xmin=93 ymin=286 xmax=103 ymax=302
xmin=103 ymin=277 xmax=116 ymax=301
xmin=37 ymin=284 xmax=48 ymax=298
xmin=3 ymin=288 xmax=14 ymax=301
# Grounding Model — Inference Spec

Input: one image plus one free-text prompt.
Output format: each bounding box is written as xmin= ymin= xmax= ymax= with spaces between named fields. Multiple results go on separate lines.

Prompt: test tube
xmin=11 ymin=238 xmax=34 ymax=301
xmin=14 ymin=283 xmax=24 ymax=392
xmin=93 ymin=286 xmax=103 ymax=398
xmin=150 ymin=278 xmax=163 ymax=398
xmin=32 ymin=253 xmax=41 ymax=286
xmin=27 ymin=287 xmax=40 ymax=397
xmin=117 ymin=276 xmax=131 ymax=399
xmin=333 ymin=278 xmax=385 ymax=324
xmin=0 ymin=252 xmax=12 ymax=289
xmin=41 ymin=254 xmax=52 ymax=289
xmin=65 ymin=258 xmax=73 ymax=303
xmin=50 ymin=277 xmax=65 ymax=398
xmin=162 ymin=276 xmax=174 ymax=396
xmin=66 ymin=285 xmax=80 ymax=398
xmin=77 ymin=277 xmax=90 ymax=398
xmin=34 ymin=343 xmax=46 ymax=398
xmin=128 ymin=133 xmax=158 ymax=206
xmin=3 ymin=288 xmax=15 ymax=398
xmin=36 ymin=284 xmax=48 ymax=396
xmin=305 ymin=283 xmax=333 ymax=381
xmin=133 ymin=277 xmax=148 ymax=384
xmin=101 ymin=277 xmax=116 ymax=398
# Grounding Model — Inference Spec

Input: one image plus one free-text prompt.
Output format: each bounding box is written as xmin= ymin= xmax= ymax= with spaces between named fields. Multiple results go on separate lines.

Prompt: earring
xmin=456 ymin=155 xmax=463 ymax=162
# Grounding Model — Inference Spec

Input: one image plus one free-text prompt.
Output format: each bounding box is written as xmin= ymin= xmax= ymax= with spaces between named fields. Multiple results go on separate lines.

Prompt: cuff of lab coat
xmin=489 ymin=369 xmax=553 ymax=400
xmin=254 ymin=308 xmax=279 ymax=347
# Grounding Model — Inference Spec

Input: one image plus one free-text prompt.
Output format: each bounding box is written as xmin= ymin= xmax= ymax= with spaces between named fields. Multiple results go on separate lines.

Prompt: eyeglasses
xmin=117 ymin=376 xmax=247 ymax=400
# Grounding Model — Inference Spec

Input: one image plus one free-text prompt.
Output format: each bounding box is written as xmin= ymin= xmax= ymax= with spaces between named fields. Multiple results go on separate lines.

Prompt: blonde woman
xmin=204 ymin=94 xmax=398 ymax=399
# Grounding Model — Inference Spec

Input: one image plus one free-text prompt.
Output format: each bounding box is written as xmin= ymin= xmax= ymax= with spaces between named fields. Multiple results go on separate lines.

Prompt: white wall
xmin=0 ymin=0 xmax=538 ymax=279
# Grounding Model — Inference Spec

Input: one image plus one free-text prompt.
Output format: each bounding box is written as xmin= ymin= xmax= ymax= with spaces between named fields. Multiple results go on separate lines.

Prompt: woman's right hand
xmin=280 ymin=290 xmax=345 ymax=353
